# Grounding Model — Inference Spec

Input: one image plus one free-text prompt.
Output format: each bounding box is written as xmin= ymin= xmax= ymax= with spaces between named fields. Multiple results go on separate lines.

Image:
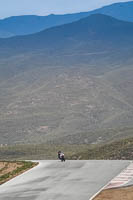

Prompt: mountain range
xmin=0 ymin=14 xmax=133 ymax=82
xmin=0 ymin=13 xmax=133 ymax=145
xmin=0 ymin=1 xmax=133 ymax=38
xmin=0 ymin=14 xmax=133 ymax=55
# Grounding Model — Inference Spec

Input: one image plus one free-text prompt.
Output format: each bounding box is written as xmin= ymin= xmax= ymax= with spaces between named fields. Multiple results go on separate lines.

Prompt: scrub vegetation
xmin=0 ymin=161 xmax=38 ymax=185
xmin=0 ymin=137 xmax=133 ymax=160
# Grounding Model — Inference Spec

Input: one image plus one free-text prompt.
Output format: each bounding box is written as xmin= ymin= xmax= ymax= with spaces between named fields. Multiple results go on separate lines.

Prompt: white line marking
xmin=105 ymin=163 xmax=133 ymax=189
xmin=89 ymin=162 xmax=133 ymax=200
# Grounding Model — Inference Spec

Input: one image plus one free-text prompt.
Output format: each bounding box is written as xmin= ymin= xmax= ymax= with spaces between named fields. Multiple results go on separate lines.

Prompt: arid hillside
xmin=0 ymin=14 xmax=133 ymax=145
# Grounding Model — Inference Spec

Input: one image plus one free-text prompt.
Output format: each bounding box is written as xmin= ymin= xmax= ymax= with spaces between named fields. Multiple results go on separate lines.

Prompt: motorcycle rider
xmin=58 ymin=151 xmax=65 ymax=162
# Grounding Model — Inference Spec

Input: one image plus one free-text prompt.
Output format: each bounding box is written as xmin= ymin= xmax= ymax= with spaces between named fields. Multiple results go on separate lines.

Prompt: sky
xmin=0 ymin=0 xmax=132 ymax=19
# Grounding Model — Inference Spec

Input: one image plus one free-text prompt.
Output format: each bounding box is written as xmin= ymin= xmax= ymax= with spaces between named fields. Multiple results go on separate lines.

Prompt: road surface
xmin=0 ymin=160 xmax=131 ymax=200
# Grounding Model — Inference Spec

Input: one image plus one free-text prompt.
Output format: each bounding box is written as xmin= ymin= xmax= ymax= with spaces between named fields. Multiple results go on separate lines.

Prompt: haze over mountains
xmin=0 ymin=2 xmax=133 ymax=145
xmin=0 ymin=1 xmax=133 ymax=38
xmin=0 ymin=14 xmax=133 ymax=57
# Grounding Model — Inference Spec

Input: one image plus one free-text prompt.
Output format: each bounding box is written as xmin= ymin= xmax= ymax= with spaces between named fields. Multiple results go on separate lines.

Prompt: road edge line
xmin=89 ymin=180 xmax=111 ymax=200
xmin=89 ymin=161 xmax=132 ymax=200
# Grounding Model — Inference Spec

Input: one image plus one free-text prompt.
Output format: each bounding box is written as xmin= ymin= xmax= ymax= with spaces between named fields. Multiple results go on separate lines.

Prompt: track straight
xmin=0 ymin=160 xmax=130 ymax=200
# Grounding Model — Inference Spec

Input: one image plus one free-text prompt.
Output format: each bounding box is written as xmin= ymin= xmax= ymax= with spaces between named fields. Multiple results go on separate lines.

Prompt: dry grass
xmin=94 ymin=186 xmax=133 ymax=200
xmin=0 ymin=161 xmax=38 ymax=185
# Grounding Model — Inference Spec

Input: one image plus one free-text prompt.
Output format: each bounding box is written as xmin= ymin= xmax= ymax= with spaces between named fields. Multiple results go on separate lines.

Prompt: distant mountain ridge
xmin=0 ymin=14 xmax=133 ymax=55
xmin=0 ymin=1 xmax=133 ymax=38
xmin=90 ymin=1 xmax=133 ymax=22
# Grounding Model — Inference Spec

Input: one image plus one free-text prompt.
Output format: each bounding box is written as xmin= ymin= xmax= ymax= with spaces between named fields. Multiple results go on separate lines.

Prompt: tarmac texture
xmin=0 ymin=160 xmax=130 ymax=200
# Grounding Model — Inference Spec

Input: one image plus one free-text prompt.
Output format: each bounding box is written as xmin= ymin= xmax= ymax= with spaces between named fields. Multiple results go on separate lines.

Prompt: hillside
xmin=1 ymin=137 xmax=133 ymax=160
xmin=1 ymin=64 xmax=133 ymax=145
xmin=0 ymin=14 xmax=133 ymax=145
xmin=0 ymin=13 xmax=89 ymax=38
xmin=0 ymin=14 xmax=133 ymax=55
xmin=90 ymin=1 xmax=133 ymax=22
xmin=0 ymin=1 xmax=133 ymax=38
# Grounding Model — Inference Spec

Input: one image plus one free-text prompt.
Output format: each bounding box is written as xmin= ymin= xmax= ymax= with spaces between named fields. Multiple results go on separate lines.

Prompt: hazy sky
xmin=0 ymin=0 xmax=132 ymax=19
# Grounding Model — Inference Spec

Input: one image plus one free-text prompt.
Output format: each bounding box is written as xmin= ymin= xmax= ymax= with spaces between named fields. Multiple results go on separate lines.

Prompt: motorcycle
xmin=58 ymin=151 xmax=65 ymax=162
xmin=60 ymin=154 xmax=65 ymax=162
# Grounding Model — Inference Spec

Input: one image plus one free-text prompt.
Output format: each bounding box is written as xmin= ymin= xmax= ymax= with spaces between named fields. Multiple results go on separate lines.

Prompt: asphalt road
xmin=0 ymin=160 xmax=130 ymax=200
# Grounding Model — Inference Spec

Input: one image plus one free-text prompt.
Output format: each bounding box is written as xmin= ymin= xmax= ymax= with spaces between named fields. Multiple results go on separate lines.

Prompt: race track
xmin=0 ymin=160 xmax=130 ymax=200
